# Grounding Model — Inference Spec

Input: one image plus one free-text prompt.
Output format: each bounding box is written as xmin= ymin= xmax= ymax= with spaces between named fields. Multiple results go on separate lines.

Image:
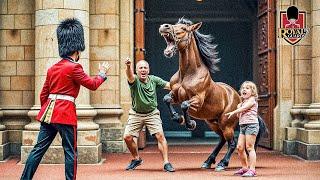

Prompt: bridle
xmin=168 ymin=24 xmax=192 ymax=53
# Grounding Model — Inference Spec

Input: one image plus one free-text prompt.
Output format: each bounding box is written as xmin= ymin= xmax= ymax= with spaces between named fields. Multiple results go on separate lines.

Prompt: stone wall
xmin=89 ymin=0 xmax=120 ymax=106
xmin=0 ymin=0 xmax=35 ymax=159
xmin=89 ymin=0 xmax=126 ymax=153
xmin=0 ymin=0 xmax=129 ymax=162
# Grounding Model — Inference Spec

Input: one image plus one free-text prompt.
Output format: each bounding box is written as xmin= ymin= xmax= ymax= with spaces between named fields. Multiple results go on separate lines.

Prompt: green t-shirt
xmin=129 ymin=75 xmax=167 ymax=113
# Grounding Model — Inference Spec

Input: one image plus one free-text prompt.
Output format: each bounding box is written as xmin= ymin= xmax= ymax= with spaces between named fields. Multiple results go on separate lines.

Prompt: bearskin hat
xmin=287 ymin=6 xmax=299 ymax=20
xmin=57 ymin=18 xmax=85 ymax=58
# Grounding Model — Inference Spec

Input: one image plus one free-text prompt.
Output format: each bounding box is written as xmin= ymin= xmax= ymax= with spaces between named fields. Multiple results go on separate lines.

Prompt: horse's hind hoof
xmin=186 ymin=120 xmax=196 ymax=131
xmin=215 ymin=165 xmax=225 ymax=172
xmin=201 ymin=159 xmax=215 ymax=169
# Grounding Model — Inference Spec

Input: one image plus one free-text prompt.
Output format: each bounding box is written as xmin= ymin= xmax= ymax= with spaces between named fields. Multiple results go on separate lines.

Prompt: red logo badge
xmin=279 ymin=6 xmax=309 ymax=45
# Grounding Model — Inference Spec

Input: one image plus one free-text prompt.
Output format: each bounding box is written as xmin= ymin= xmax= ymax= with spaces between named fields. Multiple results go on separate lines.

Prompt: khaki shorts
xmin=124 ymin=109 xmax=164 ymax=137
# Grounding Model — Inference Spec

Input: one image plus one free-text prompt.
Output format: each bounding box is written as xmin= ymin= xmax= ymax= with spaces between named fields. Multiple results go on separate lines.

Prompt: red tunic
xmin=36 ymin=59 xmax=106 ymax=126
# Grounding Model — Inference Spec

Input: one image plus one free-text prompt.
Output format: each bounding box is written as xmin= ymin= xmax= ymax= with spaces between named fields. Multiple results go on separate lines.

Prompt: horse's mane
xmin=177 ymin=17 xmax=220 ymax=73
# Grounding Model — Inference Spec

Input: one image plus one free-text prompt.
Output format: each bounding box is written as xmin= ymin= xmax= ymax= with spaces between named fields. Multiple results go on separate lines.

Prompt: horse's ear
xmin=190 ymin=22 xmax=202 ymax=31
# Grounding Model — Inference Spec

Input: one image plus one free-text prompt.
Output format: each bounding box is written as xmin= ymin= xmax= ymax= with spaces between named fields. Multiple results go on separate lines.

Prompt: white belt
xmin=48 ymin=94 xmax=75 ymax=103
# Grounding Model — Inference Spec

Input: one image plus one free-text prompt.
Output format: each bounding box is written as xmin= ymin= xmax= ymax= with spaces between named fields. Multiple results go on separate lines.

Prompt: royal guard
xmin=285 ymin=6 xmax=300 ymax=28
xmin=21 ymin=18 xmax=111 ymax=180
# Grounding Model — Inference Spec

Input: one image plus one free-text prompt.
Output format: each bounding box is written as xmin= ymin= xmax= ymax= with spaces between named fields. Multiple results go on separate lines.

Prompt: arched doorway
xmin=134 ymin=0 xmax=275 ymax=148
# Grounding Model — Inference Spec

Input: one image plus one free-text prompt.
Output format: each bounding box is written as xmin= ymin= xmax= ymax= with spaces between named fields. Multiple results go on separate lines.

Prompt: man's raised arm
xmin=125 ymin=57 xmax=135 ymax=84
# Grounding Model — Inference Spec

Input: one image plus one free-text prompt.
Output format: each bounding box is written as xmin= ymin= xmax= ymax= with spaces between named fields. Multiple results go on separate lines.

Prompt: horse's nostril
xmin=162 ymin=24 xmax=170 ymax=28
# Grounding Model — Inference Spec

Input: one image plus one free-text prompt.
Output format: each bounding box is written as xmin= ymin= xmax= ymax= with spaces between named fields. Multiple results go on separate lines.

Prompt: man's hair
xmin=240 ymin=81 xmax=258 ymax=99
xmin=57 ymin=18 xmax=85 ymax=58
xmin=135 ymin=60 xmax=149 ymax=70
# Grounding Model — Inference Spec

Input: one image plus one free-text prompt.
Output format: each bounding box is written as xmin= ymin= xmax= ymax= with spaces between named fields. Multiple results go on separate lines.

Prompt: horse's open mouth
xmin=160 ymin=32 xmax=176 ymax=58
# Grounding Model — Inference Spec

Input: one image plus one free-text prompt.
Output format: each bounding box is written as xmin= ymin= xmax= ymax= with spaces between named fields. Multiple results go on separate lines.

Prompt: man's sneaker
xmin=126 ymin=158 xmax=143 ymax=170
xmin=242 ymin=169 xmax=257 ymax=177
xmin=164 ymin=162 xmax=175 ymax=172
xmin=234 ymin=168 xmax=248 ymax=176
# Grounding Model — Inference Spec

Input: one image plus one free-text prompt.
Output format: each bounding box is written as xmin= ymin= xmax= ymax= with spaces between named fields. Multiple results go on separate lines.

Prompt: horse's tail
xmin=255 ymin=115 xmax=269 ymax=149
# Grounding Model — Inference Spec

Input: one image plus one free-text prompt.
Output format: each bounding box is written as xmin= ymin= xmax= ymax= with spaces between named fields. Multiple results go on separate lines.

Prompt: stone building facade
xmin=280 ymin=0 xmax=320 ymax=160
xmin=0 ymin=0 xmax=319 ymax=163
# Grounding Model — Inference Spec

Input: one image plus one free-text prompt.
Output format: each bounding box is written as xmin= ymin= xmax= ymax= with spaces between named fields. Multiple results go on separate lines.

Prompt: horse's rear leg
xmin=201 ymin=135 xmax=226 ymax=169
xmin=215 ymin=128 xmax=237 ymax=171
xmin=163 ymin=93 xmax=184 ymax=124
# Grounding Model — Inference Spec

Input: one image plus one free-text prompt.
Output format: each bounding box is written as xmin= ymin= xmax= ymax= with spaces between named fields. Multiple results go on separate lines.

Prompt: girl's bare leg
xmin=245 ymin=134 xmax=257 ymax=170
xmin=237 ymin=134 xmax=248 ymax=168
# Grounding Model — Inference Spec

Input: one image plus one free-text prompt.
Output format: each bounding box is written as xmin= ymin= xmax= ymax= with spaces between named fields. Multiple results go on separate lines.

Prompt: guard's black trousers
xmin=21 ymin=122 xmax=77 ymax=180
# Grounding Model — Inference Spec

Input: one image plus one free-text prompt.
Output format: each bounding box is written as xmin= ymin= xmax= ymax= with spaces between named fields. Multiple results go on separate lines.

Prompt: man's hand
xmin=99 ymin=62 xmax=111 ymax=75
xmin=125 ymin=57 xmax=135 ymax=83
xmin=125 ymin=57 xmax=132 ymax=66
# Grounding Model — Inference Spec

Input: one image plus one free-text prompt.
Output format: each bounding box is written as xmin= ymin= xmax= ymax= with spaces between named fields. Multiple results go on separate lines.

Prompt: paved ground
xmin=1 ymin=145 xmax=319 ymax=180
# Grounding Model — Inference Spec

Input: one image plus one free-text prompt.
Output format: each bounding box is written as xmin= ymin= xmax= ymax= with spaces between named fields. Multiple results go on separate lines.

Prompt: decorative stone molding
xmin=0 ymin=108 xmax=9 ymax=160
xmin=93 ymin=105 xmax=125 ymax=153
xmin=304 ymin=105 xmax=320 ymax=129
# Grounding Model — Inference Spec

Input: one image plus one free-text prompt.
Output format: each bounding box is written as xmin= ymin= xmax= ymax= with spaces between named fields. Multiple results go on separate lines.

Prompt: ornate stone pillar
xmin=305 ymin=0 xmax=320 ymax=130
xmin=22 ymin=0 xmax=101 ymax=164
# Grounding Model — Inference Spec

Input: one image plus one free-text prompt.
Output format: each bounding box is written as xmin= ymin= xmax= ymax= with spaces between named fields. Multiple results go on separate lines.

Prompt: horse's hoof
xmin=215 ymin=165 xmax=225 ymax=172
xmin=187 ymin=120 xmax=196 ymax=131
xmin=201 ymin=162 xmax=211 ymax=169
xmin=179 ymin=116 xmax=185 ymax=125
xmin=201 ymin=159 xmax=215 ymax=169
xmin=172 ymin=114 xmax=185 ymax=125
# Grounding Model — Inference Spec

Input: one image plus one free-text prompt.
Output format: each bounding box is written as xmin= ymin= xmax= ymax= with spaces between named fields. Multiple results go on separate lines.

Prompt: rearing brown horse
xmin=159 ymin=18 xmax=266 ymax=171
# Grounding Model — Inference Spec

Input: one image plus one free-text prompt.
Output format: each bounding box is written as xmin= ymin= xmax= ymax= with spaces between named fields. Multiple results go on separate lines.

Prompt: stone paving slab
xmin=0 ymin=145 xmax=320 ymax=180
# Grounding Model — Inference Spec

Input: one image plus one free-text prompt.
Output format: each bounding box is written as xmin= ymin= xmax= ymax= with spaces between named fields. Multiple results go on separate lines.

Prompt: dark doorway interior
xmin=143 ymin=0 xmax=258 ymax=142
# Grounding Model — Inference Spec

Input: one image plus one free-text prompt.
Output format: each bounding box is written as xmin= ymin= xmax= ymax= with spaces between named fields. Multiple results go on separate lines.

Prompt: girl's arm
xmin=225 ymin=97 xmax=255 ymax=119
xmin=236 ymin=103 xmax=241 ymax=118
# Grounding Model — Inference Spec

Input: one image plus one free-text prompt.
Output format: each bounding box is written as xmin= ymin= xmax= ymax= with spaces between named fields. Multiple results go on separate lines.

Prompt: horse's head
xmin=159 ymin=19 xmax=202 ymax=58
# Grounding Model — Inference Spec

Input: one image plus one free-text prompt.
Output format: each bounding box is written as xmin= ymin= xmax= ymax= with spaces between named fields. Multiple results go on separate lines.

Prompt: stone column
xmin=0 ymin=109 xmax=9 ymax=160
xmin=22 ymin=0 xmax=101 ymax=164
xmin=89 ymin=0 xmax=126 ymax=153
xmin=289 ymin=0 xmax=313 ymax=128
xmin=305 ymin=0 xmax=320 ymax=130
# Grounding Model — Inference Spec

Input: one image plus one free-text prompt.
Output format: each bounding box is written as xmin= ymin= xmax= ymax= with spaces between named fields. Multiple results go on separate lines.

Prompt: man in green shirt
xmin=123 ymin=57 xmax=175 ymax=172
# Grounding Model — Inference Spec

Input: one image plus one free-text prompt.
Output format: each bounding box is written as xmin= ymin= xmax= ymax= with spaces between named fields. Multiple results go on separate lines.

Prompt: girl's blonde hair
xmin=240 ymin=81 xmax=258 ymax=99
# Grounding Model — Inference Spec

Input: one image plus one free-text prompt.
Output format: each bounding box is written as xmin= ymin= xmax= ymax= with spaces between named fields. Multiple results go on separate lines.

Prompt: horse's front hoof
xmin=215 ymin=165 xmax=226 ymax=172
xmin=172 ymin=113 xmax=185 ymax=125
xmin=186 ymin=120 xmax=196 ymax=131
xmin=178 ymin=116 xmax=185 ymax=125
